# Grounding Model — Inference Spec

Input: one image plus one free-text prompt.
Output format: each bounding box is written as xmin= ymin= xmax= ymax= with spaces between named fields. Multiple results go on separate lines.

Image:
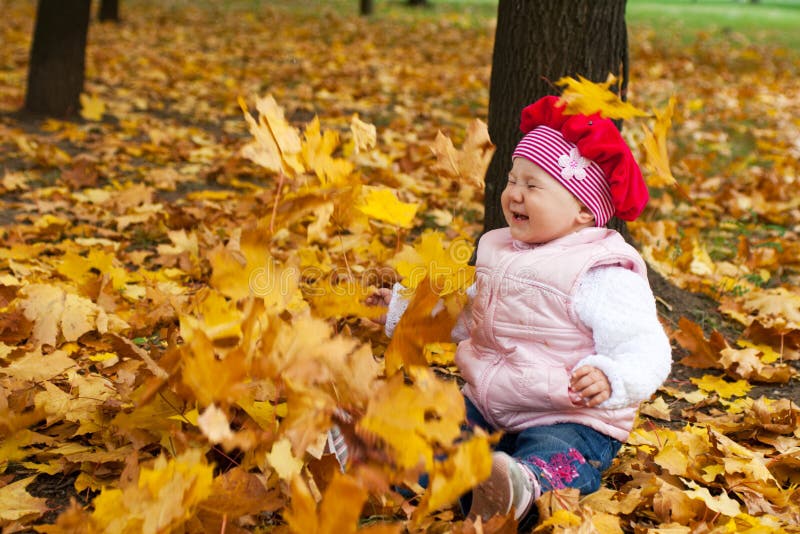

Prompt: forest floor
xmin=2 ymin=1 xmax=800 ymax=532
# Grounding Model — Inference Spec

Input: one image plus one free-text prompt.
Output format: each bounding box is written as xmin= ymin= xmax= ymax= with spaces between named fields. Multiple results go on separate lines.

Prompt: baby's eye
xmin=526 ymin=183 xmax=539 ymax=190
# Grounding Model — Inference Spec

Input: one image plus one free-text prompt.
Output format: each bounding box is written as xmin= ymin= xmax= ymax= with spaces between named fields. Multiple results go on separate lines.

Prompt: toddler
xmin=376 ymin=95 xmax=672 ymax=527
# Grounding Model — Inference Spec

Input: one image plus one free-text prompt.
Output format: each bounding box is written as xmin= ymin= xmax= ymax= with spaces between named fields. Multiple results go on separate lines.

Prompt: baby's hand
xmin=365 ymin=287 xmax=393 ymax=325
xmin=569 ymin=365 xmax=610 ymax=407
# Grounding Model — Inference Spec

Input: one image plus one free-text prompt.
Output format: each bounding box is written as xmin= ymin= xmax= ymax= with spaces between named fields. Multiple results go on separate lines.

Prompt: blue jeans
xmin=462 ymin=396 xmax=622 ymax=527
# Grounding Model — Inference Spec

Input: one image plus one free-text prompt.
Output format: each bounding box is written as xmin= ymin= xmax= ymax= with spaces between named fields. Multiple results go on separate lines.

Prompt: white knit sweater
xmin=384 ymin=265 xmax=671 ymax=410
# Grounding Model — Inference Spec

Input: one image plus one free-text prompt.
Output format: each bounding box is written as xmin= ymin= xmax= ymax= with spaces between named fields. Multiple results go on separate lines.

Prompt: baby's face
xmin=501 ymin=158 xmax=593 ymax=244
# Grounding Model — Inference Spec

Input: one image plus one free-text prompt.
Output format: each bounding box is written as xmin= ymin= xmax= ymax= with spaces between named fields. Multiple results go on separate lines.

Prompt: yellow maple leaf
xmin=350 ymin=114 xmax=377 ymax=154
xmin=0 ymin=348 xmax=76 ymax=382
xmin=239 ymin=94 xmax=304 ymax=176
xmin=0 ymin=476 xmax=49 ymax=522
xmin=740 ymin=287 xmax=800 ymax=332
xmin=302 ymin=117 xmax=354 ymax=185
xmin=556 ymin=74 xmax=649 ymax=119
xmin=390 ymin=230 xmax=475 ymax=295
xmin=536 ymin=509 xmax=582 ymax=530
xmin=18 ymin=284 xmax=128 ymax=348
xmin=208 ymin=227 xmax=305 ymax=311
xmin=186 ymin=288 xmax=243 ymax=342
xmin=356 ymin=187 xmax=419 ymax=228
xmin=429 ymin=119 xmax=495 ymax=188
xmin=682 ymin=480 xmax=741 ymax=517
xmin=640 ymin=396 xmax=672 ymax=421
xmin=90 ymin=449 xmax=214 ymax=533
xmin=79 ymin=93 xmax=105 ymax=121
xmin=197 ymin=404 xmax=234 ymax=444
xmin=641 ymin=96 xmax=677 ymax=187
xmin=736 ymin=340 xmax=781 ymax=364
xmin=719 ymin=347 xmax=796 ymax=383
xmin=358 ymin=368 xmax=465 ymax=471
xmin=690 ymin=374 xmax=751 ymax=398
xmin=654 ymin=441 xmax=689 ymax=477
xmin=415 ymin=430 xmax=492 ymax=517
xmin=179 ymin=323 xmax=250 ymax=407
xmin=266 ymin=437 xmax=304 ymax=481
xmin=307 ymin=279 xmax=385 ymax=320
xmin=285 ymin=473 xmax=397 ymax=534
xmin=384 ymin=277 xmax=463 ymax=375
xmin=1 ymin=170 xmax=30 ymax=191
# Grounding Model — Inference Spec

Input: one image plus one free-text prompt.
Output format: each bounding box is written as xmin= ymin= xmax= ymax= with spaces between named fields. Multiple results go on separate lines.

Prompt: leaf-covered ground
xmin=1 ymin=1 xmax=800 ymax=532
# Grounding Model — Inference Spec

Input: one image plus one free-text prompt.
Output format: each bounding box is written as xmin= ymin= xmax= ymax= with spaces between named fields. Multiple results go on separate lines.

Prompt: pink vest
xmin=455 ymin=227 xmax=647 ymax=441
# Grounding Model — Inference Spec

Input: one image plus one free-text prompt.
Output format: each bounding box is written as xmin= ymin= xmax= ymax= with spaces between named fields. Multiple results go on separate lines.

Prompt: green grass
xmin=179 ymin=0 xmax=800 ymax=50
xmin=626 ymin=0 xmax=800 ymax=49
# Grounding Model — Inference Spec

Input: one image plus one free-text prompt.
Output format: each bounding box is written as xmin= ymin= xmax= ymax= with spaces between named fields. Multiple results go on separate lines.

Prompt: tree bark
xmin=483 ymin=0 xmax=629 ymax=232
xmin=98 ymin=0 xmax=120 ymax=22
xmin=407 ymin=0 xmax=429 ymax=6
xmin=24 ymin=0 xmax=92 ymax=117
xmin=360 ymin=0 xmax=374 ymax=16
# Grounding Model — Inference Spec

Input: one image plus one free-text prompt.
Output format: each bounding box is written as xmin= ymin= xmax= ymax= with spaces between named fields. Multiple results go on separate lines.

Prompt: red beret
xmin=517 ymin=96 xmax=649 ymax=222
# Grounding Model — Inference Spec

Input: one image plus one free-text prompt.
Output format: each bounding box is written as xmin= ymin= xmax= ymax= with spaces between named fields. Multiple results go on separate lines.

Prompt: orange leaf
xmin=674 ymin=317 xmax=729 ymax=369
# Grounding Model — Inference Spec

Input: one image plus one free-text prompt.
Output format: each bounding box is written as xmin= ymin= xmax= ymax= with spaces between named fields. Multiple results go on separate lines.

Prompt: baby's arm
xmin=571 ymin=266 xmax=672 ymax=409
xmin=368 ymin=282 xmax=475 ymax=340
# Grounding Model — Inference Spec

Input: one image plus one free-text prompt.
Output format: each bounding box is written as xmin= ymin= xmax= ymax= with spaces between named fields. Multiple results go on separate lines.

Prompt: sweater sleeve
xmin=384 ymin=282 xmax=477 ymax=341
xmin=572 ymin=266 xmax=672 ymax=409
xmin=383 ymin=282 xmax=411 ymax=338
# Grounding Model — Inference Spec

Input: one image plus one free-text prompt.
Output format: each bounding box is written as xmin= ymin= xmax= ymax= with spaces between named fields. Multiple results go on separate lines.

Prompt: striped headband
xmin=512 ymin=125 xmax=614 ymax=227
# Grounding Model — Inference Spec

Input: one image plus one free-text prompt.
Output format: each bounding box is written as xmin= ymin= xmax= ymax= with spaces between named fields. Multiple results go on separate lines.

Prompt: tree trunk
xmin=483 ymin=0 xmax=629 ymax=232
xmin=407 ymin=0 xmax=429 ymax=6
xmin=98 ymin=0 xmax=120 ymax=22
xmin=360 ymin=0 xmax=374 ymax=16
xmin=24 ymin=0 xmax=92 ymax=117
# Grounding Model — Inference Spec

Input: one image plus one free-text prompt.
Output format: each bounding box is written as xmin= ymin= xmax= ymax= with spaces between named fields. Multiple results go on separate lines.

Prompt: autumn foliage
xmin=1 ymin=2 xmax=799 ymax=533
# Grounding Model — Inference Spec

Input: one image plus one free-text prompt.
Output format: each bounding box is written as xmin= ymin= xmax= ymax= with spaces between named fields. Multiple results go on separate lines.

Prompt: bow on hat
xmin=518 ymin=96 xmax=649 ymax=222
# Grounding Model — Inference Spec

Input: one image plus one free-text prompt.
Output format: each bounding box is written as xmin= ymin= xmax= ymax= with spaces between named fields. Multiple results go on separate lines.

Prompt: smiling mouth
xmin=511 ymin=211 xmax=529 ymax=221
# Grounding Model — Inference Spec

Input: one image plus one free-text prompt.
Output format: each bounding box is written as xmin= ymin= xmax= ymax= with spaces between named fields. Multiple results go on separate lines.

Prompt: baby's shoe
xmin=469 ymin=451 xmax=539 ymax=521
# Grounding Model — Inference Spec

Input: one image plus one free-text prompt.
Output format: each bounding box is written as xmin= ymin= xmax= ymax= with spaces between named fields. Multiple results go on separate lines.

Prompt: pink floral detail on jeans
xmin=529 ymin=448 xmax=586 ymax=489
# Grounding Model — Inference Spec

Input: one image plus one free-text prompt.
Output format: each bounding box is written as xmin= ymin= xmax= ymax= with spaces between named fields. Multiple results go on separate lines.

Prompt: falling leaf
xmin=267 ymin=437 xmax=304 ymax=481
xmin=239 ymin=94 xmax=305 ymax=176
xmin=356 ymin=187 xmax=419 ymax=229
xmin=351 ymin=114 xmax=377 ymax=154
xmin=430 ymin=119 xmax=494 ymax=188
xmin=641 ymin=96 xmax=677 ymax=187
xmin=197 ymin=404 xmax=234 ymax=444
xmin=358 ymin=368 xmax=465 ymax=471
xmin=556 ymin=74 xmax=649 ymax=119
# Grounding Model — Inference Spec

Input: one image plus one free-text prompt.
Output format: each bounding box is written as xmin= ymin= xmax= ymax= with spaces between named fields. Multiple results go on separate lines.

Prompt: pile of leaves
xmin=1 ymin=2 xmax=799 ymax=532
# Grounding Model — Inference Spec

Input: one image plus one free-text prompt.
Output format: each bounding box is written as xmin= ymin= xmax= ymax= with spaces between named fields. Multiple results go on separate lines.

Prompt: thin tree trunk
xmin=360 ymin=0 xmax=374 ymax=16
xmin=483 ymin=0 xmax=629 ymax=232
xmin=24 ymin=0 xmax=92 ymax=116
xmin=98 ymin=0 xmax=120 ymax=22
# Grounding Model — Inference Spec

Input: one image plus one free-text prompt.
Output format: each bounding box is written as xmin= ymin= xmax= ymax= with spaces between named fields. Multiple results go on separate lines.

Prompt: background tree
xmin=24 ymin=0 xmax=92 ymax=116
xmin=98 ymin=0 xmax=121 ymax=22
xmin=360 ymin=0 xmax=374 ymax=16
xmin=483 ymin=0 xmax=629 ymax=232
